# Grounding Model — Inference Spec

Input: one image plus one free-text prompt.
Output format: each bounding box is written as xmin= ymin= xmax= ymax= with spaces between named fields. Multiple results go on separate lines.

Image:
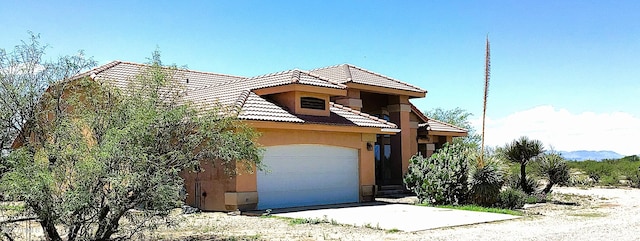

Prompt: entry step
xmin=376 ymin=185 xmax=408 ymax=197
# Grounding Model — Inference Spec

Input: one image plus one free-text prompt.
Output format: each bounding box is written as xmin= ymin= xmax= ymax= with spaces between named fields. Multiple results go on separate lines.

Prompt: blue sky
xmin=2 ymin=1 xmax=639 ymax=155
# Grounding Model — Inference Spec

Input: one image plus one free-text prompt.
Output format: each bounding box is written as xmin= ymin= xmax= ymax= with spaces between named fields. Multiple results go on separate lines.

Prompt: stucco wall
xmin=182 ymin=128 xmax=377 ymax=211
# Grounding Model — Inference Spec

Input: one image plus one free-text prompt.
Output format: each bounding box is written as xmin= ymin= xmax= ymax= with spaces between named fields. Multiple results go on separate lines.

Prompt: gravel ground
xmin=151 ymin=187 xmax=640 ymax=241
xmin=5 ymin=187 xmax=639 ymax=240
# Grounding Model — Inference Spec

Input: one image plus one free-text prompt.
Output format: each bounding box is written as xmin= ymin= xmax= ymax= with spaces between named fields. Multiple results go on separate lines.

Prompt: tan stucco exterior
xmin=181 ymin=126 xmax=380 ymax=211
xmin=181 ymin=84 xmax=467 ymax=211
xmin=18 ymin=62 xmax=467 ymax=213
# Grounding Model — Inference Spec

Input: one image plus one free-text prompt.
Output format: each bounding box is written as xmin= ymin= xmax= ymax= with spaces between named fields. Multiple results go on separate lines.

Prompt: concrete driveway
xmin=267 ymin=202 xmax=520 ymax=232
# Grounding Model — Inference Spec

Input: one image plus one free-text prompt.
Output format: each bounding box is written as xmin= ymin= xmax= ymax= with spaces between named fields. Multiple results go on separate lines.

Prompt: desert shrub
xmin=568 ymin=160 xmax=614 ymax=183
xmin=628 ymin=173 xmax=640 ymax=188
xmin=497 ymin=188 xmax=526 ymax=209
xmin=567 ymin=156 xmax=640 ymax=187
xmin=599 ymin=175 xmax=621 ymax=186
xmin=468 ymin=156 xmax=505 ymax=207
xmin=568 ymin=175 xmax=597 ymax=187
xmin=404 ymin=144 xmax=469 ymax=205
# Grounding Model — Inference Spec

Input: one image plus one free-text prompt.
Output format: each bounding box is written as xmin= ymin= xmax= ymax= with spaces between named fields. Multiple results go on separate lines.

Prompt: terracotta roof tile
xmin=330 ymin=103 xmax=397 ymax=128
xmin=310 ymin=64 xmax=426 ymax=93
xmin=419 ymin=119 xmax=468 ymax=134
xmin=71 ymin=61 xmax=402 ymax=130
xmin=238 ymin=92 xmax=303 ymax=123
xmin=91 ymin=61 xmax=245 ymax=92
xmin=246 ymin=69 xmax=346 ymax=90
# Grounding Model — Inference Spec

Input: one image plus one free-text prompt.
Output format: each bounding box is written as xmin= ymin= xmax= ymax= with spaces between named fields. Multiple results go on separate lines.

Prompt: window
xmin=300 ymin=97 xmax=325 ymax=110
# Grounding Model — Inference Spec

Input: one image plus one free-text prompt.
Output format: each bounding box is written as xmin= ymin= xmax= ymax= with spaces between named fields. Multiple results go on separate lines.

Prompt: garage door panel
xmin=257 ymin=144 xmax=359 ymax=209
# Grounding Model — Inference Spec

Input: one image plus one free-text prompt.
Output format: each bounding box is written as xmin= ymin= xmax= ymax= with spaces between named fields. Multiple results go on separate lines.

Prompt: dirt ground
xmin=4 ymin=187 xmax=640 ymax=240
xmin=149 ymin=187 xmax=640 ymax=241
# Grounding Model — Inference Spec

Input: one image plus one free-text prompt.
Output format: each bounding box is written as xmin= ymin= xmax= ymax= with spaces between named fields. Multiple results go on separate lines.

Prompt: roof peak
xmin=310 ymin=63 xmax=426 ymax=93
xmin=245 ymin=68 xmax=347 ymax=89
xmin=343 ymin=64 xmax=426 ymax=93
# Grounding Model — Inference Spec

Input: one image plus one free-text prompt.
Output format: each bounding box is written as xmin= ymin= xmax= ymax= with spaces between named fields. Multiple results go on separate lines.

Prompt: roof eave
xmin=345 ymin=82 xmax=425 ymax=98
xmin=253 ymin=83 xmax=347 ymax=96
xmin=244 ymin=120 xmax=398 ymax=134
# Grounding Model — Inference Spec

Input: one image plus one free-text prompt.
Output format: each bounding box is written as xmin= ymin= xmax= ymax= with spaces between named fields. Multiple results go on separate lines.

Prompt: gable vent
xmin=300 ymin=97 xmax=326 ymax=110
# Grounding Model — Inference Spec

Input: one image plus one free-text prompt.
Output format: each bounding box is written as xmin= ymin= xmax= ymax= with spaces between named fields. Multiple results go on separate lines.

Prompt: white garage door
xmin=257 ymin=144 xmax=359 ymax=209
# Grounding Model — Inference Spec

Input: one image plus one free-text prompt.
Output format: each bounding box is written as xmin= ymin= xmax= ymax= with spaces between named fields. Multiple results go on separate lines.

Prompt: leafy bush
xmin=468 ymin=156 xmax=505 ymax=207
xmin=404 ymin=144 xmax=469 ymax=205
xmin=497 ymin=188 xmax=526 ymax=209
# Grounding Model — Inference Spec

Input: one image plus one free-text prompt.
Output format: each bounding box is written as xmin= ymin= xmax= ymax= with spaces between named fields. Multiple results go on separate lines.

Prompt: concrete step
xmin=376 ymin=185 xmax=408 ymax=197
xmin=378 ymin=185 xmax=404 ymax=190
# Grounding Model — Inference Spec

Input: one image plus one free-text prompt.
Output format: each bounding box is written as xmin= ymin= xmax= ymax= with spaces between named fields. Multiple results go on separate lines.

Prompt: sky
xmin=2 ymin=1 xmax=639 ymax=155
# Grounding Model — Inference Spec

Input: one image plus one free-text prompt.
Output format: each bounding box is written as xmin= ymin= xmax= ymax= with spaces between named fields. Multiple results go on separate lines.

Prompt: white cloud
xmin=472 ymin=105 xmax=640 ymax=156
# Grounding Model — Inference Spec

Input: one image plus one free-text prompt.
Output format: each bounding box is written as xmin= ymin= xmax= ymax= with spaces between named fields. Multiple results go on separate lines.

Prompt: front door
xmin=375 ymin=133 xmax=394 ymax=185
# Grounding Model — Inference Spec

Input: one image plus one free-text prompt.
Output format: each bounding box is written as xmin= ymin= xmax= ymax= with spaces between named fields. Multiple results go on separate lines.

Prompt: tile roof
xmin=74 ymin=61 xmax=397 ymax=130
xmin=238 ymin=92 xmax=303 ymax=123
xmin=330 ymin=103 xmax=397 ymax=128
xmin=411 ymin=102 xmax=467 ymax=135
xmin=410 ymin=103 xmax=429 ymax=123
xmin=418 ymin=119 xmax=468 ymax=134
xmin=310 ymin=64 xmax=426 ymax=93
xmin=88 ymin=61 xmax=245 ymax=92
xmin=245 ymin=69 xmax=346 ymax=90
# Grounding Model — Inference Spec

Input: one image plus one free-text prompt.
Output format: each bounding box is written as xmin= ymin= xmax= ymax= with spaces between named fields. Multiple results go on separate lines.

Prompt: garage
xmin=257 ymin=144 xmax=360 ymax=209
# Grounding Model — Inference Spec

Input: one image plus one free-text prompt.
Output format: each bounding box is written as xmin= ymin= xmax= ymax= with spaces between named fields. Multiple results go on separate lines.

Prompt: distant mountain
xmin=559 ymin=150 xmax=624 ymax=161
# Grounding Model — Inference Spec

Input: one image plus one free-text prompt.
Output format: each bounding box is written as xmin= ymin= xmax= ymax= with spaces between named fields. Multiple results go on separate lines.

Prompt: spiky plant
xmin=504 ymin=136 xmax=544 ymax=194
xmin=468 ymin=153 xmax=505 ymax=207
xmin=539 ymin=152 xmax=570 ymax=194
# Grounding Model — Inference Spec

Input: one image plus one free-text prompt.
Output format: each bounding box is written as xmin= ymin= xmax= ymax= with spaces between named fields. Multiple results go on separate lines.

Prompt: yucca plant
xmin=503 ymin=136 xmax=544 ymax=194
xmin=539 ymin=152 xmax=570 ymax=194
xmin=468 ymin=153 xmax=505 ymax=207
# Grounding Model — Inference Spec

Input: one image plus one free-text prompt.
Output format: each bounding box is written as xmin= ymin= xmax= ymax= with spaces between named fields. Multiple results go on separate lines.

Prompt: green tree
xmin=503 ymin=136 xmax=544 ymax=194
xmin=1 ymin=38 xmax=263 ymax=240
xmin=0 ymin=32 xmax=95 ymax=166
xmin=425 ymin=107 xmax=481 ymax=150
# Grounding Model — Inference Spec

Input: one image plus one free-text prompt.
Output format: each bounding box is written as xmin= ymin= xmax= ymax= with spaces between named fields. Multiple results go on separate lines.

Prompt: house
xmin=76 ymin=61 xmax=467 ymax=211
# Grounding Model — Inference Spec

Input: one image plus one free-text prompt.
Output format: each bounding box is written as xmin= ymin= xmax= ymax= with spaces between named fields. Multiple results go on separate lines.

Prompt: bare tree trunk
xmin=520 ymin=162 xmax=529 ymax=194
xmin=542 ymin=182 xmax=554 ymax=194
xmin=40 ymin=218 xmax=62 ymax=241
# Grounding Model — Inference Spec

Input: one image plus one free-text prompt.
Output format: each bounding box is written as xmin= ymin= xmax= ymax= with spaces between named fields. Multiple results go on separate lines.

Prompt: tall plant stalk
xmin=480 ymin=36 xmax=491 ymax=167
